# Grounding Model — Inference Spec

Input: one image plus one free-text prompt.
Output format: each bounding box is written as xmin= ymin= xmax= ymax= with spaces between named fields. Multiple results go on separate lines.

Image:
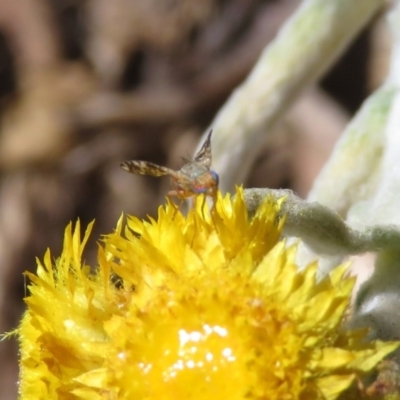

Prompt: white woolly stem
xmin=300 ymin=2 xmax=400 ymax=274
xmin=387 ymin=2 xmax=400 ymax=87
xmin=204 ymin=0 xmax=385 ymax=192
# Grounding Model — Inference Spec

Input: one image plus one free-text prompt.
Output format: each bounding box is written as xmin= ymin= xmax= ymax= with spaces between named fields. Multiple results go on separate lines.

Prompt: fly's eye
xmin=210 ymin=170 xmax=219 ymax=185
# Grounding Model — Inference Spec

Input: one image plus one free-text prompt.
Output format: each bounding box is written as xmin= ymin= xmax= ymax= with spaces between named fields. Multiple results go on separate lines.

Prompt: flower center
xmin=136 ymin=322 xmax=253 ymax=399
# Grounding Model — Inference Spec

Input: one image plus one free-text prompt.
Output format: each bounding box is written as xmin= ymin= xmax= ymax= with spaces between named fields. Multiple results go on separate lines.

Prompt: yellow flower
xmin=17 ymin=188 xmax=397 ymax=400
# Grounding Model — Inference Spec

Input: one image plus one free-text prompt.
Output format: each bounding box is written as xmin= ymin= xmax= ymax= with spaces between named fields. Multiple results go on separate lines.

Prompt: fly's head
xmin=192 ymin=169 xmax=219 ymax=197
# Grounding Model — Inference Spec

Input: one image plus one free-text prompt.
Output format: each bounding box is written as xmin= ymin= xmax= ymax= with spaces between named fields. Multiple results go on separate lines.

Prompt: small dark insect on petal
xmin=120 ymin=129 xmax=218 ymax=206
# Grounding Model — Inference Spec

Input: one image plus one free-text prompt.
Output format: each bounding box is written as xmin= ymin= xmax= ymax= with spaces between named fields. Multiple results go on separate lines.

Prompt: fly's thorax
xmin=179 ymin=162 xmax=209 ymax=179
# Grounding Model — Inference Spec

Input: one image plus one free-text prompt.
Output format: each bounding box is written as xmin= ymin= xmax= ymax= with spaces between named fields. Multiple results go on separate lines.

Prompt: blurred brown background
xmin=0 ymin=1 xmax=388 ymax=399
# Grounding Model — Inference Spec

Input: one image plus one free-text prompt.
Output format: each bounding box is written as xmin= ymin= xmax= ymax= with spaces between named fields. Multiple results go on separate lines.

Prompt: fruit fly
xmin=120 ymin=129 xmax=219 ymax=215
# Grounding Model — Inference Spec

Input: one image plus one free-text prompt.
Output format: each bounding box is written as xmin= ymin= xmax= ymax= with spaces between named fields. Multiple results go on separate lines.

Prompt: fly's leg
xmin=166 ymin=194 xmax=180 ymax=219
xmin=210 ymin=192 xmax=218 ymax=215
xmin=190 ymin=194 xmax=207 ymax=218
xmin=199 ymin=195 xmax=207 ymax=219
xmin=189 ymin=196 xmax=199 ymax=248
xmin=167 ymin=190 xmax=186 ymax=219
xmin=208 ymin=191 xmax=219 ymax=231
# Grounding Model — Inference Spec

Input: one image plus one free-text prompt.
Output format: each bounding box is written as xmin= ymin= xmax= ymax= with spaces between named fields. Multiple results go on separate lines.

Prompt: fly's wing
xmin=120 ymin=160 xmax=176 ymax=177
xmin=194 ymin=129 xmax=213 ymax=168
